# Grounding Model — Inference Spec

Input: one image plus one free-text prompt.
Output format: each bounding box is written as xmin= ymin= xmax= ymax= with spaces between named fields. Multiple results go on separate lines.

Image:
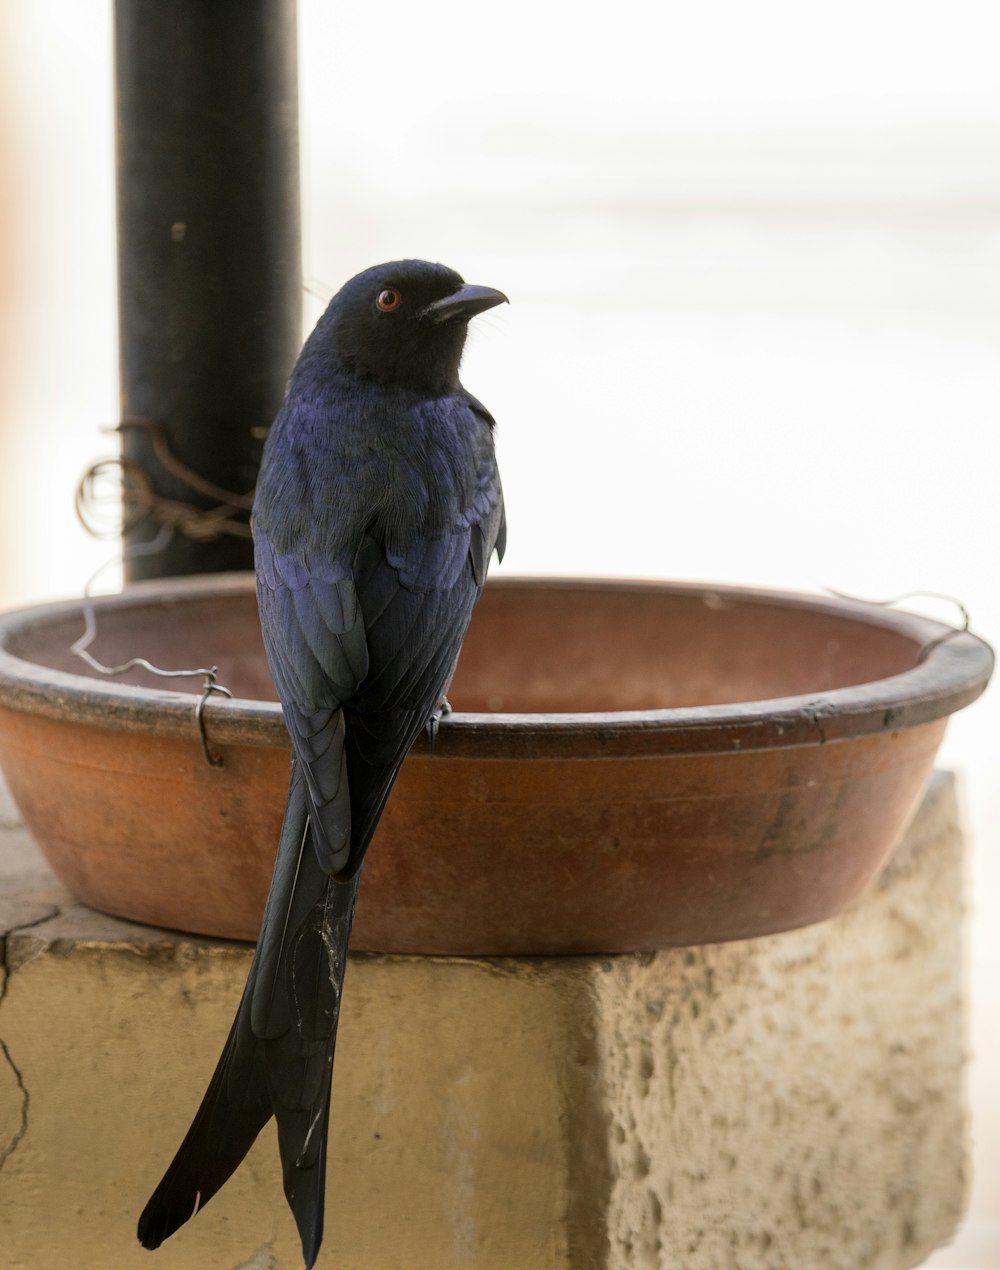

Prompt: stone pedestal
xmin=0 ymin=773 xmax=968 ymax=1269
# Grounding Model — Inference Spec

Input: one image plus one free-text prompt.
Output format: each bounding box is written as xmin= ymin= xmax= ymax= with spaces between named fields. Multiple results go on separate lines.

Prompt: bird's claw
xmin=426 ymin=697 xmax=452 ymax=752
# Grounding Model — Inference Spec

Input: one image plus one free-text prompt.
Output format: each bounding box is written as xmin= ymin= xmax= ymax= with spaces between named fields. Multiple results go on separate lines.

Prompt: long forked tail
xmin=137 ymin=764 xmax=361 ymax=1268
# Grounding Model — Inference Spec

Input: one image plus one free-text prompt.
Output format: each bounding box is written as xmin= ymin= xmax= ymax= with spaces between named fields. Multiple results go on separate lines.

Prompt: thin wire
xmin=823 ymin=587 xmax=971 ymax=661
xmin=71 ymin=524 xmax=233 ymax=766
xmin=117 ymin=418 xmax=255 ymax=510
xmin=75 ymin=418 xmax=254 ymax=544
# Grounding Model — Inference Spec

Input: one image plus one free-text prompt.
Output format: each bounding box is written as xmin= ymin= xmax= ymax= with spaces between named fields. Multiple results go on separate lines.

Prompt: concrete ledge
xmin=0 ymin=773 xmax=968 ymax=1269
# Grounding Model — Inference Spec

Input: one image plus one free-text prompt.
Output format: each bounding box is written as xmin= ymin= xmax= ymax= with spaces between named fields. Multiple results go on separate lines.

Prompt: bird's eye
xmin=376 ymin=288 xmax=402 ymax=312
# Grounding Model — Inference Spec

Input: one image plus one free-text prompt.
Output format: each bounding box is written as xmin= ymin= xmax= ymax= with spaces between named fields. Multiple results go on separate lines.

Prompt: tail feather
xmin=277 ymin=1059 xmax=335 ymax=1268
xmin=138 ymin=760 xmax=360 ymax=1268
xmin=137 ymin=990 xmax=272 ymax=1250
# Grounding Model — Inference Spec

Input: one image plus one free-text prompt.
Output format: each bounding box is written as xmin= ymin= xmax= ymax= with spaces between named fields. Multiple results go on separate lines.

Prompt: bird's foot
xmin=426 ymin=697 xmax=452 ymax=752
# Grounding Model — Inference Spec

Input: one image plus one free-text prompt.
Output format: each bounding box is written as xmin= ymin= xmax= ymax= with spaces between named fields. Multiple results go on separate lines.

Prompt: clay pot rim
xmin=0 ymin=572 xmax=991 ymax=760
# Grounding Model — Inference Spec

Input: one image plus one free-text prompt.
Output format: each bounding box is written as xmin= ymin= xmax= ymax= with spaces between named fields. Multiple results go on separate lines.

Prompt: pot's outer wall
xmin=358 ymin=722 xmax=949 ymax=953
xmin=0 ymin=712 xmax=951 ymax=952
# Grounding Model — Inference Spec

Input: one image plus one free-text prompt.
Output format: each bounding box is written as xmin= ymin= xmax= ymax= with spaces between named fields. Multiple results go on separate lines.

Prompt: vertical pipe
xmin=115 ymin=0 xmax=300 ymax=580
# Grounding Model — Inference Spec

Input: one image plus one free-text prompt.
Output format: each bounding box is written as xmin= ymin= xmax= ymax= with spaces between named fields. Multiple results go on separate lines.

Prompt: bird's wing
xmin=255 ymin=529 xmax=369 ymax=876
xmin=341 ymin=431 xmax=506 ymax=873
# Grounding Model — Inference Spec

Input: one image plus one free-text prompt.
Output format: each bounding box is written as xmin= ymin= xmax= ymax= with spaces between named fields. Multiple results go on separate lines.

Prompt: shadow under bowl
xmin=0 ymin=574 xmax=990 ymax=954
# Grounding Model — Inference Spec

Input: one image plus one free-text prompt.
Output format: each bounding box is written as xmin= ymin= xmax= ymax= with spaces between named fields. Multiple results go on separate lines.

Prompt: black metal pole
xmin=115 ymin=0 xmax=301 ymax=580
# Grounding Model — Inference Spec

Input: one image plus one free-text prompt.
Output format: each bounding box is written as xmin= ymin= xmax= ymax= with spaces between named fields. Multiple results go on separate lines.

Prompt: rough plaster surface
xmin=0 ymin=772 xmax=967 ymax=1269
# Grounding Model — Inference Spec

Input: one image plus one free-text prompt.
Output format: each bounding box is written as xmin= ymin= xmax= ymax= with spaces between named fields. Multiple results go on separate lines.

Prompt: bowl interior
xmin=7 ymin=579 xmax=924 ymax=713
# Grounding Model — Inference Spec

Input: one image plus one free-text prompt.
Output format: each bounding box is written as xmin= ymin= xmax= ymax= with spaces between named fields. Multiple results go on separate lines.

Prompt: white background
xmin=1 ymin=3 xmax=998 ymax=1264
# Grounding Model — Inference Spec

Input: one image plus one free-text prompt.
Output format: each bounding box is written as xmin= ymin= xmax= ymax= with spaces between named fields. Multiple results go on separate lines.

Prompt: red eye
xmin=376 ymin=288 xmax=402 ymax=312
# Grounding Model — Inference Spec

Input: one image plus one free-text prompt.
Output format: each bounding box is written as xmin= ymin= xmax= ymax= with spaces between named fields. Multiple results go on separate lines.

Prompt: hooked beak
xmin=420 ymin=283 xmax=509 ymax=324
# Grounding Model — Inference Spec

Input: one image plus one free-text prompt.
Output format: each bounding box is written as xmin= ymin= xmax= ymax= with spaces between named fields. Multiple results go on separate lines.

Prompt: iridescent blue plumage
xmin=138 ymin=260 xmax=507 ymax=1267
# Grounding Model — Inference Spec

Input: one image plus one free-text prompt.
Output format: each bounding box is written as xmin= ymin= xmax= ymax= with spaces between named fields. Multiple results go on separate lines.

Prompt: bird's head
xmin=317 ymin=259 xmax=508 ymax=394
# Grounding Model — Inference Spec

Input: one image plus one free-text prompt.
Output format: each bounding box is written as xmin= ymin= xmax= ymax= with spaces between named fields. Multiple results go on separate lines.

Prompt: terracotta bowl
xmin=0 ymin=574 xmax=991 ymax=954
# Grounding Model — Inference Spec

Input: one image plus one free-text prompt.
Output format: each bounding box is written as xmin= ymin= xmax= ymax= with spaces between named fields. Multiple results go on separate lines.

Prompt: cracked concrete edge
xmin=0 ymin=883 xmax=63 ymax=1168
xmin=0 ymin=902 xmax=62 ymax=1174
xmin=0 ymin=1035 xmax=27 ymax=1171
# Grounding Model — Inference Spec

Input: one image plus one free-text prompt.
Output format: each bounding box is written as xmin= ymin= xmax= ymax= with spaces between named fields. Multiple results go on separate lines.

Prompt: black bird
xmin=137 ymin=260 xmax=507 ymax=1266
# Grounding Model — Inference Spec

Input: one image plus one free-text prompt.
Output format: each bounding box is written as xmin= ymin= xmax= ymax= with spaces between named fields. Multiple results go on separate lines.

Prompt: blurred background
xmin=1 ymin=2 xmax=998 ymax=1264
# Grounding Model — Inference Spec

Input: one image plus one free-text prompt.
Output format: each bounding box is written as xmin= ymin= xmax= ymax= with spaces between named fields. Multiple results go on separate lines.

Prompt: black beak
xmin=420 ymin=283 xmax=508 ymax=324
